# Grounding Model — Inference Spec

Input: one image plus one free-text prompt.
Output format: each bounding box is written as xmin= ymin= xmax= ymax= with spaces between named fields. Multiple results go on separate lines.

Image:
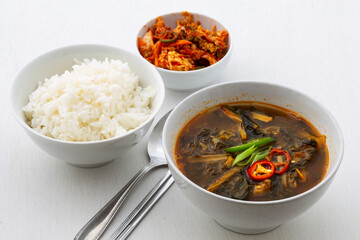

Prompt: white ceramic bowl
xmin=136 ymin=12 xmax=232 ymax=91
xmin=11 ymin=44 xmax=165 ymax=167
xmin=163 ymin=81 xmax=343 ymax=234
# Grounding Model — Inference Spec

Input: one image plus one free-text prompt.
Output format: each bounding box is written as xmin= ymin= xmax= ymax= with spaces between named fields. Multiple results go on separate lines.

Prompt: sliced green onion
xmin=232 ymin=145 xmax=256 ymax=166
xmin=179 ymin=30 xmax=186 ymax=40
xmin=185 ymin=26 xmax=196 ymax=41
xmin=186 ymin=25 xmax=196 ymax=31
xmin=236 ymin=148 xmax=257 ymax=166
xmin=251 ymin=146 xmax=272 ymax=165
xmin=248 ymin=149 xmax=259 ymax=163
xmin=179 ymin=28 xmax=195 ymax=41
xmin=159 ymin=31 xmax=178 ymax=43
xmin=249 ymin=145 xmax=269 ymax=161
xmin=237 ymin=146 xmax=272 ymax=167
xmin=225 ymin=137 xmax=274 ymax=153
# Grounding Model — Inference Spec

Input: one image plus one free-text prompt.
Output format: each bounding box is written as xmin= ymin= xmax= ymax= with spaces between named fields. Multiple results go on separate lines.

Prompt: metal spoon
xmin=74 ymin=111 xmax=170 ymax=240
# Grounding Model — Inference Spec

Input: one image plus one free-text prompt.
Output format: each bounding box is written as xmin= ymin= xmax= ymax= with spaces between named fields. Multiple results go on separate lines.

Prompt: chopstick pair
xmin=108 ymin=170 xmax=174 ymax=240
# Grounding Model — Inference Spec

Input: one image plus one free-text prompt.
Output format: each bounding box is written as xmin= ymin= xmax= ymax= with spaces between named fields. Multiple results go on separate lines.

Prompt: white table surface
xmin=1 ymin=0 xmax=359 ymax=239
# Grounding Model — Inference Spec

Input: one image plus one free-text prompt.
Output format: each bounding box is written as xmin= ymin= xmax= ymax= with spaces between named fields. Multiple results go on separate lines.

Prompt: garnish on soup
xmin=175 ymin=102 xmax=328 ymax=201
xmin=138 ymin=11 xmax=229 ymax=71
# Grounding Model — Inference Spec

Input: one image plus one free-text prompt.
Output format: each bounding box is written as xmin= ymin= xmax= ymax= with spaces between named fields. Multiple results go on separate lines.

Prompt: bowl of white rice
xmin=11 ymin=44 xmax=165 ymax=167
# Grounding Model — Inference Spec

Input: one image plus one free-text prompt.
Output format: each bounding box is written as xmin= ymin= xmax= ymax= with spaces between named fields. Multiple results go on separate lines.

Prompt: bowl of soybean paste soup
xmin=175 ymin=101 xmax=329 ymax=201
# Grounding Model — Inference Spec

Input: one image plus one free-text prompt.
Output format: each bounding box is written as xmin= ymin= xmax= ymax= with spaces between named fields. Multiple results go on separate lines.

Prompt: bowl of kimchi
xmin=136 ymin=11 xmax=232 ymax=91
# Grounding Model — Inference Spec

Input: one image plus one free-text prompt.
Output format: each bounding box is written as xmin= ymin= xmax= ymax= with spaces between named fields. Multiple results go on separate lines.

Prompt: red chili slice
xmin=267 ymin=149 xmax=291 ymax=175
xmin=247 ymin=160 xmax=275 ymax=181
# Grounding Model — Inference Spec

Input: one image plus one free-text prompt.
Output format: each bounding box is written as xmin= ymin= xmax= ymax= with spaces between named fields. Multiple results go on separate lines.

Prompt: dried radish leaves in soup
xmin=175 ymin=102 xmax=328 ymax=201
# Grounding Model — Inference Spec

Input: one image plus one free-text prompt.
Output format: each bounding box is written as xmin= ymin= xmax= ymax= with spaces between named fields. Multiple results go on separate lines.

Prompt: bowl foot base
xmin=67 ymin=159 xmax=114 ymax=168
xmin=215 ymin=220 xmax=280 ymax=234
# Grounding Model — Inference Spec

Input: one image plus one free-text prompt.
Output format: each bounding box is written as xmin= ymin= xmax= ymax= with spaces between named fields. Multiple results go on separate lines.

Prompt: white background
xmin=1 ymin=0 xmax=359 ymax=239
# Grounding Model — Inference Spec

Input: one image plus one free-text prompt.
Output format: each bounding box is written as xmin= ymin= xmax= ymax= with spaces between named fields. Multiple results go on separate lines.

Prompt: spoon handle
xmin=108 ymin=170 xmax=172 ymax=240
xmin=110 ymin=172 xmax=174 ymax=240
xmin=74 ymin=162 xmax=159 ymax=240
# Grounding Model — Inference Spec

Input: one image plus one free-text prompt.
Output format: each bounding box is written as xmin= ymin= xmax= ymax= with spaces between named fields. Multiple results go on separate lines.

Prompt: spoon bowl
xmin=147 ymin=112 xmax=169 ymax=160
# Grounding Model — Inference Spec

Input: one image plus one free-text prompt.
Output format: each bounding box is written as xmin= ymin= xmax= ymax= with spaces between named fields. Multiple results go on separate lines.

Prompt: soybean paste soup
xmin=175 ymin=102 xmax=328 ymax=201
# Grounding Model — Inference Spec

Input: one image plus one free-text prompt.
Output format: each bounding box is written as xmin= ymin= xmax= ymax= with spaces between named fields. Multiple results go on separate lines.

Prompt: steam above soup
xmin=175 ymin=102 xmax=328 ymax=201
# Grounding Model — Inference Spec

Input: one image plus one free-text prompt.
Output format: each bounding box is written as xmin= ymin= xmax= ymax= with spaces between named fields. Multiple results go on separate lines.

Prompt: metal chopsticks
xmin=108 ymin=170 xmax=174 ymax=240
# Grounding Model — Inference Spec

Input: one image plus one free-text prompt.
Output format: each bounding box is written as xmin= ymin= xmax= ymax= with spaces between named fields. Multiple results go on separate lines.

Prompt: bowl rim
xmin=135 ymin=11 xmax=233 ymax=74
xmin=10 ymin=43 xmax=165 ymax=145
xmin=163 ymin=80 xmax=344 ymax=205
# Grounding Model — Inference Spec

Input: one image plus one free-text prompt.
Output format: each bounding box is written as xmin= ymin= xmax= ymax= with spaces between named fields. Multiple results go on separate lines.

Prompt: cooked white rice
xmin=23 ymin=58 xmax=156 ymax=142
